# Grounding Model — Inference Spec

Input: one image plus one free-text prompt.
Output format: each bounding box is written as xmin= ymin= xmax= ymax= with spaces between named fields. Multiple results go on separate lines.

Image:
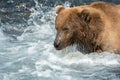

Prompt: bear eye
xmin=63 ymin=28 xmax=69 ymax=31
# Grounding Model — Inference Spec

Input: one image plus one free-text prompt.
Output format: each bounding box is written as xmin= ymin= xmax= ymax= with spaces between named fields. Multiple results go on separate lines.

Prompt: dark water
xmin=0 ymin=0 xmax=120 ymax=80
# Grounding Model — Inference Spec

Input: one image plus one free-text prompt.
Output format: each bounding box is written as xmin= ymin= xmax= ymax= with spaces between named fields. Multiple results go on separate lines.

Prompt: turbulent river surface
xmin=1 ymin=0 xmax=120 ymax=80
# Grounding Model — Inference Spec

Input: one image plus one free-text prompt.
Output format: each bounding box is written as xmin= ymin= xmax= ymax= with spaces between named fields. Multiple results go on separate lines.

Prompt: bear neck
xmin=75 ymin=30 xmax=94 ymax=53
xmin=74 ymin=24 xmax=103 ymax=53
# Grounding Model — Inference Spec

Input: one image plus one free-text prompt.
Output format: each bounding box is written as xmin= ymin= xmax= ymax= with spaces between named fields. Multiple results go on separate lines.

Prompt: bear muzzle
xmin=54 ymin=41 xmax=63 ymax=50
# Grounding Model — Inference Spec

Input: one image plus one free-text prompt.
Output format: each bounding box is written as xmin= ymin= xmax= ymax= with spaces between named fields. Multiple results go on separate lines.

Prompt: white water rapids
xmin=0 ymin=1 xmax=120 ymax=80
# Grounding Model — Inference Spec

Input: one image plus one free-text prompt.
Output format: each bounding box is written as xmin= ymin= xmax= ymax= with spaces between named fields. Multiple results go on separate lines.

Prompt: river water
xmin=0 ymin=0 xmax=120 ymax=80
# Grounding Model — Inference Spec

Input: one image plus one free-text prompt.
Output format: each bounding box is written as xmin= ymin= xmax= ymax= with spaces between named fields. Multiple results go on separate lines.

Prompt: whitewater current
xmin=0 ymin=0 xmax=120 ymax=80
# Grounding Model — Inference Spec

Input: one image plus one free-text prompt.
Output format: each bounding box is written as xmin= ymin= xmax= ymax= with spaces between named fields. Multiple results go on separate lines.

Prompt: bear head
xmin=54 ymin=5 xmax=94 ymax=50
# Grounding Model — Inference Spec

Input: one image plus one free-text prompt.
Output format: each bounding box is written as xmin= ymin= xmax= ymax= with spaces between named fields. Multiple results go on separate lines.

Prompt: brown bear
xmin=54 ymin=1 xmax=120 ymax=54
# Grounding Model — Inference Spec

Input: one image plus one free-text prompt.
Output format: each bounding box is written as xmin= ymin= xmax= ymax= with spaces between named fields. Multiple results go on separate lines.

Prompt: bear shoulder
xmin=90 ymin=1 xmax=116 ymax=10
xmin=90 ymin=1 xmax=116 ymax=7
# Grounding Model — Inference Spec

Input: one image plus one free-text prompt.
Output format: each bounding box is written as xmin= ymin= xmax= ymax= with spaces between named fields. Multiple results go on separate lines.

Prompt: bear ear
xmin=55 ymin=5 xmax=65 ymax=14
xmin=78 ymin=9 xmax=92 ymax=23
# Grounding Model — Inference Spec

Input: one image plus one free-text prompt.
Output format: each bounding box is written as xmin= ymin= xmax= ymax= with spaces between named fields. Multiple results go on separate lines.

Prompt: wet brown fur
xmin=54 ymin=1 xmax=120 ymax=54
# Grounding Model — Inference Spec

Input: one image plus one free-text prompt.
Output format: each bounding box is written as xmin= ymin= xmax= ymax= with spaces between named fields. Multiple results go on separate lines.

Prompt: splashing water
xmin=0 ymin=0 xmax=120 ymax=80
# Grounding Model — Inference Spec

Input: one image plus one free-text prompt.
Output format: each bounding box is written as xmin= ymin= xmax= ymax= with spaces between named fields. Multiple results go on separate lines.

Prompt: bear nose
xmin=54 ymin=41 xmax=60 ymax=49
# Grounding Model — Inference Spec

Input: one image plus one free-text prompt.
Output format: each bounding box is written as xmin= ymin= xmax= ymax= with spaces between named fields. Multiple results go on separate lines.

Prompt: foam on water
xmin=1 ymin=1 xmax=120 ymax=80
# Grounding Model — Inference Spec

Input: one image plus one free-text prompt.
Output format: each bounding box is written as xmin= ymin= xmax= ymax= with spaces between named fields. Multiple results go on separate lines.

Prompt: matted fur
xmin=54 ymin=1 xmax=120 ymax=54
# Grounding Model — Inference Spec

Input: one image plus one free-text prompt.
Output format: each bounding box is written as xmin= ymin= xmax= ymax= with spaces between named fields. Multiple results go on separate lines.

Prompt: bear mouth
xmin=55 ymin=47 xmax=62 ymax=50
xmin=54 ymin=42 xmax=70 ymax=50
xmin=54 ymin=42 xmax=66 ymax=50
xmin=55 ymin=45 xmax=64 ymax=50
xmin=54 ymin=40 xmax=72 ymax=50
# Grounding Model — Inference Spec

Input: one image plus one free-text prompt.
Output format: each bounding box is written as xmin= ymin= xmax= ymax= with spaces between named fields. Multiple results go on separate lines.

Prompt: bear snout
xmin=54 ymin=41 xmax=61 ymax=50
xmin=54 ymin=41 xmax=63 ymax=50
